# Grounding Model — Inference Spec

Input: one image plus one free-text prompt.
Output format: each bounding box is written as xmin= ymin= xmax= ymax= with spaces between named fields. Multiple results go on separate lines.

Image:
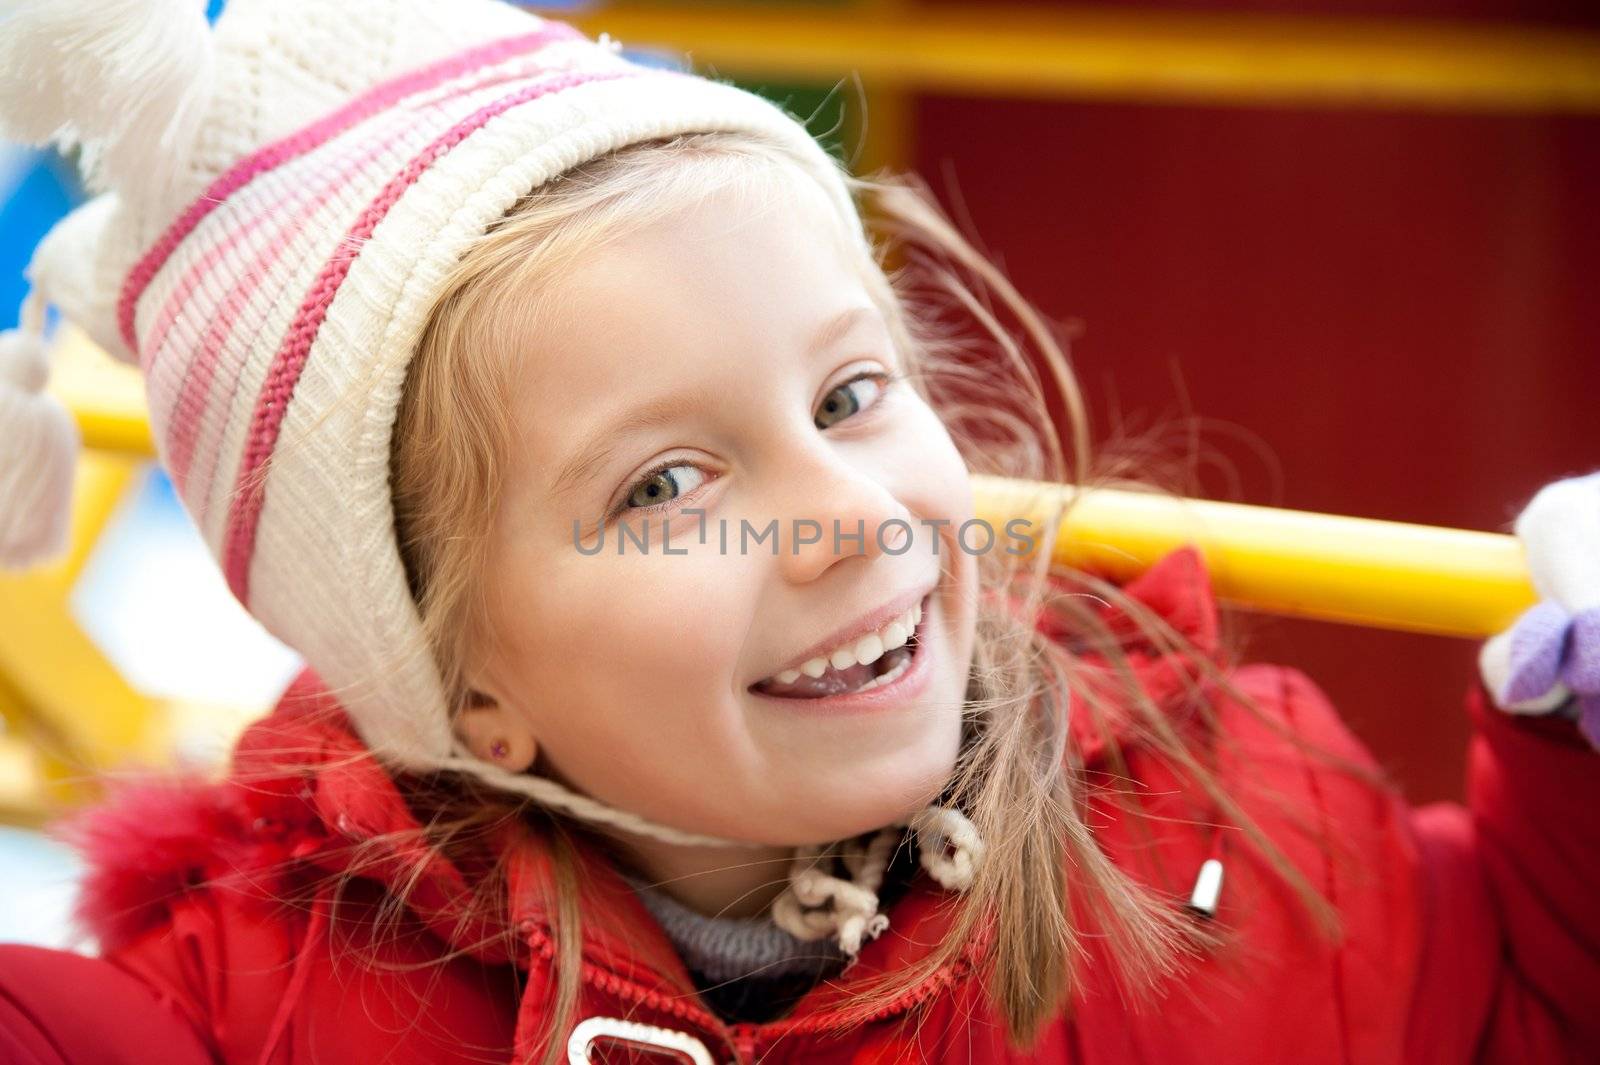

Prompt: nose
xmin=770 ymin=450 xmax=914 ymax=586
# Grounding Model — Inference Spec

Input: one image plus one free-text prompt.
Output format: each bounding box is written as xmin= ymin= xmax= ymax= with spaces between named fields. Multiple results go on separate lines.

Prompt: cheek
xmin=498 ymin=548 xmax=751 ymax=724
xmin=894 ymin=399 xmax=980 ymax=673
xmin=893 ymin=399 xmax=975 ymax=525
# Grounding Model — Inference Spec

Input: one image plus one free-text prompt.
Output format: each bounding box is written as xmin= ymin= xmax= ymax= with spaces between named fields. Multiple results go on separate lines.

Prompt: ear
xmin=454 ymin=687 xmax=539 ymax=773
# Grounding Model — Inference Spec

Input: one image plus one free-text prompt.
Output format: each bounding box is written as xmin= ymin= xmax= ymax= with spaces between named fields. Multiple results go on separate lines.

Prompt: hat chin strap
xmin=441 ymin=739 xmax=750 ymax=847
xmin=440 ymin=740 xmax=986 ymax=959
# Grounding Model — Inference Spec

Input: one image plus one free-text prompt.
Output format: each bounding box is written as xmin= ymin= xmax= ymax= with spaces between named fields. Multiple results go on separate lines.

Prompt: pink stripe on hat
xmin=117 ymin=23 xmax=582 ymax=355
xmin=164 ymin=135 xmax=398 ymax=494
xmin=221 ymin=67 xmax=641 ymax=603
xmin=157 ymin=66 xmax=548 ymax=507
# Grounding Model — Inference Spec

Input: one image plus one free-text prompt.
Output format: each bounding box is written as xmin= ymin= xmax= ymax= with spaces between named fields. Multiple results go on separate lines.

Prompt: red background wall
xmin=909 ymin=2 xmax=1600 ymax=802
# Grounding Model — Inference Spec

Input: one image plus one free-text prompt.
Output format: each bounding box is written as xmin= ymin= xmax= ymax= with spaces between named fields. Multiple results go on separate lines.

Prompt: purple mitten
xmin=1496 ymin=601 xmax=1600 ymax=748
xmin=1480 ymin=471 xmax=1600 ymax=751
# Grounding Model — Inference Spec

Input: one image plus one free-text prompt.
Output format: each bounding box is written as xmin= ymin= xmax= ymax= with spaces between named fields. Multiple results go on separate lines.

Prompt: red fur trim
xmin=48 ymin=673 xmax=414 ymax=954
xmin=50 ymin=775 xmax=287 ymax=952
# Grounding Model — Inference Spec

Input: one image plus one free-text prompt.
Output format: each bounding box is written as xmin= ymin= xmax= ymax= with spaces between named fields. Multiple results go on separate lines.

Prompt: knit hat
xmin=0 ymin=0 xmax=983 ymax=956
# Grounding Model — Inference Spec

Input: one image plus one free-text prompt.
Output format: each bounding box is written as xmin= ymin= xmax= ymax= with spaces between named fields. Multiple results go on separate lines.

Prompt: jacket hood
xmin=58 ymin=545 xmax=1225 ymax=1008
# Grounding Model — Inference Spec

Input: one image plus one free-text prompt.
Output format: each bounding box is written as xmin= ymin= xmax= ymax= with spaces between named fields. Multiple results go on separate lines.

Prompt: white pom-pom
xmin=1514 ymin=472 xmax=1600 ymax=613
xmin=0 ymin=0 xmax=216 ymax=199
xmin=0 ymin=326 xmax=80 ymax=569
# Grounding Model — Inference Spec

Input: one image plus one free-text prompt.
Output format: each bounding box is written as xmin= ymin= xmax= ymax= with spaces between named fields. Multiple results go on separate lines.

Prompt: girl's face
xmin=466 ymin=168 xmax=979 ymax=847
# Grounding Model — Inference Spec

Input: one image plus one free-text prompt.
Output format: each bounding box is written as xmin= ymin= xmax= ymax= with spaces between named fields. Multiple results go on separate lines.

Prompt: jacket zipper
xmin=728 ymin=1023 xmax=759 ymax=1063
xmin=520 ymin=925 xmax=731 ymax=1057
xmin=525 ymin=886 xmax=984 ymax=1063
xmin=572 ymin=962 xmax=758 ymax=1063
xmin=559 ymin=943 xmax=976 ymax=1064
xmin=711 ymin=954 xmax=977 ymax=1063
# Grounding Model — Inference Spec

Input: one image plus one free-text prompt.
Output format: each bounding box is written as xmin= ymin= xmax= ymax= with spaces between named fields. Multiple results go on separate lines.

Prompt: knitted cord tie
xmin=770 ymin=803 xmax=985 ymax=961
xmin=906 ymin=804 xmax=985 ymax=890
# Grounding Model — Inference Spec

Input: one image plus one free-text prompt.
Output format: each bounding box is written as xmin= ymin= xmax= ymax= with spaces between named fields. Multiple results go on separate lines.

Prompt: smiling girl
xmin=0 ymin=1 xmax=1597 ymax=1063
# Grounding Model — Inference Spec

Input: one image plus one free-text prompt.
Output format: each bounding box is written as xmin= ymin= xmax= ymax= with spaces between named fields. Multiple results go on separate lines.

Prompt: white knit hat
xmin=0 ymin=0 xmax=982 ymax=954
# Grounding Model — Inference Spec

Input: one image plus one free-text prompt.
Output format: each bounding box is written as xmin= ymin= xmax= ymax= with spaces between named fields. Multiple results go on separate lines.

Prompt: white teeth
xmin=766 ymin=599 xmax=926 ymax=686
xmin=854 ymin=652 xmax=913 ymax=692
xmin=854 ymin=632 xmax=884 ymax=666
xmin=882 ymin=621 xmax=908 ymax=650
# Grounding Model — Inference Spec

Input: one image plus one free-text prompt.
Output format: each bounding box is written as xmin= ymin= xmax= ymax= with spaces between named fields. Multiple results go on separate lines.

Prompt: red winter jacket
xmin=2 ymin=546 xmax=1596 ymax=1064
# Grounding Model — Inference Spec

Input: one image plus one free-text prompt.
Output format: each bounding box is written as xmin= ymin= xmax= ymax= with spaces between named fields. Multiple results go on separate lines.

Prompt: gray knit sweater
xmin=621 ymin=874 xmax=848 ymax=1022
xmin=621 ymin=848 xmax=919 ymax=1024
xmin=623 ymin=874 xmax=850 ymax=985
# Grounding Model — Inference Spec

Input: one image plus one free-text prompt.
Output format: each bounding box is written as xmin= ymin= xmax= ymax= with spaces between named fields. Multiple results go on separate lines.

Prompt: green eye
xmin=625 ymin=464 xmax=704 ymax=510
xmin=815 ymin=375 xmax=884 ymax=429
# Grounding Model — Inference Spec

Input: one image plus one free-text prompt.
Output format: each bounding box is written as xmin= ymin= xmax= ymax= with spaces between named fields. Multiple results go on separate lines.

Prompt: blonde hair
xmin=386 ymin=130 xmax=1375 ymax=1062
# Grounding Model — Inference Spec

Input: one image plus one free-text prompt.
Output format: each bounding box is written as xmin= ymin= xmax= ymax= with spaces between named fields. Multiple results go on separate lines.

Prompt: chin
xmin=786 ymin=725 xmax=966 ymax=846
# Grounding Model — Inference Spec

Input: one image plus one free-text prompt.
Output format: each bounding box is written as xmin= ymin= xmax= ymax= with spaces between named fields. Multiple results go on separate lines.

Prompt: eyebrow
xmin=549 ymin=388 xmax=712 ymax=500
xmin=810 ymin=304 xmax=880 ymax=357
xmin=548 ymin=305 xmax=884 ymax=500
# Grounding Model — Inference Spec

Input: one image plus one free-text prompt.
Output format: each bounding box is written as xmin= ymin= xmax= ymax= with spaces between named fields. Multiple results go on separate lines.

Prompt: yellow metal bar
xmin=0 ymin=451 xmax=166 ymax=774
xmin=51 ymin=328 xmax=153 ymax=456
xmin=0 ymin=669 xmax=54 ymax=825
xmin=568 ymin=3 xmax=1600 ymax=113
xmin=974 ymin=473 xmax=1535 ymax=639
xmin=0 ymin=737 xmax=50 ymax=827
xmin=51 ymin=331 xmax=1536 ymax=638
xmin=850 ymin=0 xmax=914 ymax=177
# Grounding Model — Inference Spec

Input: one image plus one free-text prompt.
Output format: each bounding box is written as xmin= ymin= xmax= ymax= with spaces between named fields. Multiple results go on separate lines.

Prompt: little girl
xmin=0 ymin=1 xmax=1596 ymax=1063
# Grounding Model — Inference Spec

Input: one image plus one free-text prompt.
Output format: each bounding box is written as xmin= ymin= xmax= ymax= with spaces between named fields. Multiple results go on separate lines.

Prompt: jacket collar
xmin=1061 ymin=544 xmax=1222 ymax=765
xmin=220 ymin=545 xmax=1223 ymax=1014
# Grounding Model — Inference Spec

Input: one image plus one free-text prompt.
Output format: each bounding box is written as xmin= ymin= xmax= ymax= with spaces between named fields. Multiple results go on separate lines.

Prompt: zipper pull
xmin=1185 ymin=857 xmax=1225 ymax=919
xmin=565 ymin=1017 xmax=714 ymax=1064
xmin=729 ymin=1022 xmax=759 ymax=1064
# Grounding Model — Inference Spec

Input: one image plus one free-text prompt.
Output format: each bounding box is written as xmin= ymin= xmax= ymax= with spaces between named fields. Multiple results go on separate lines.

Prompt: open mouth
xmin=750 ymin=595 xmax=928 ymax=699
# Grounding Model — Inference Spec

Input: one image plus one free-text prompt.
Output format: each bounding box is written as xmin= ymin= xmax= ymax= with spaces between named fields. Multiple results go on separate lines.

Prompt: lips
xmin=752 ymin=595 xmax=926 ymax=699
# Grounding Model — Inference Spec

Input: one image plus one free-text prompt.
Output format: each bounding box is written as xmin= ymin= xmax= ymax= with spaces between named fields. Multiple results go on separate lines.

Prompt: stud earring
xmin=489 ymin=739 xmax=510 ymax=761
